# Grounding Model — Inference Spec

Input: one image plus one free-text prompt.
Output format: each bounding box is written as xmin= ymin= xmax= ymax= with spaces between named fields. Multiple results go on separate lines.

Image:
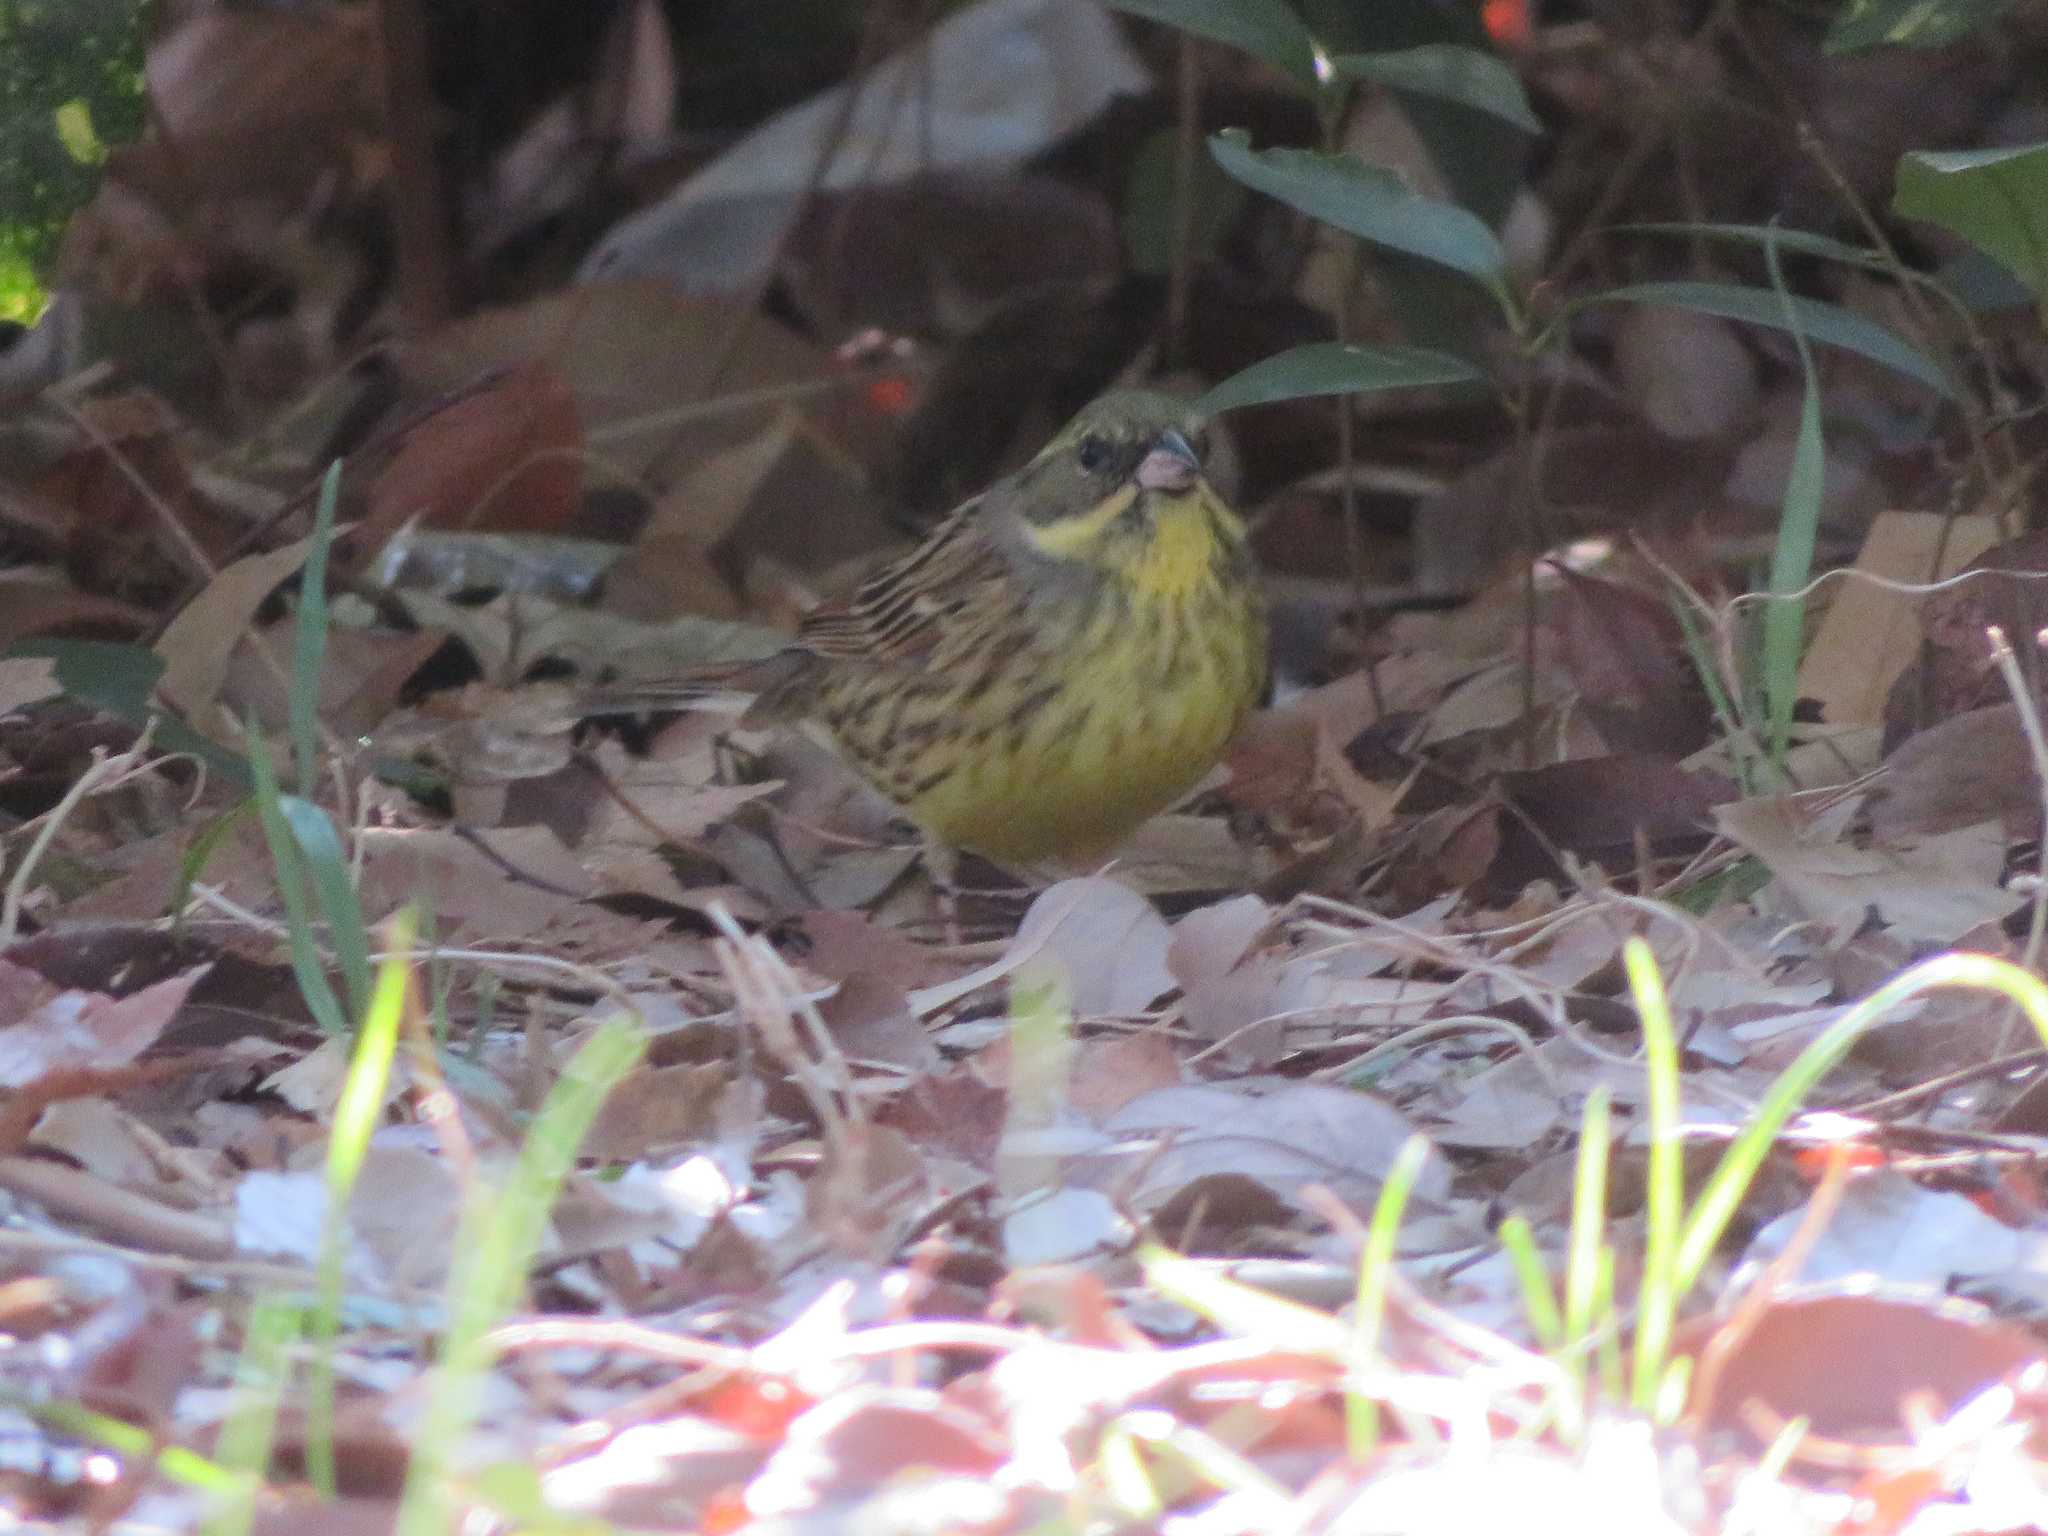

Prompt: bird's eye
xmin=1076 ymin=434 xmax=1112 ymax=473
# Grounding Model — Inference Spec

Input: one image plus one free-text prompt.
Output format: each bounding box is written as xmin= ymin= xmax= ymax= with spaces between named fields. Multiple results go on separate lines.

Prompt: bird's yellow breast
xmin=898 ymin=496 xmax=1266 ymax=863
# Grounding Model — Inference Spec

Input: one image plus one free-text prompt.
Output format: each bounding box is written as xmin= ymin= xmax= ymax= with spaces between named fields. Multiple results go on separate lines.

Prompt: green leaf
xmin=1209 ymin=129 xmax=1506 ymax=286
xmin=1330 ymin=44 xmax=1540 ymax=134
xmin=1617 ymin=221 xmax=1886 ymax=270
xmin=291 ymin=461 xmax=343 ymax=797
xmin=280 ymin=794 xmax=372 ymax=1023
xmin=1759 ymin=240 xmax=1826 ymax=773
xmin=1825 ymin=0 xmax=2013 ymax=54
xmin=248 ymin=734 xmax=348 ymax=1039
xmin=1940 ymin=247 xmax=2035 ymax=312
xmin=5 ymin=638 xmax=249 ymax=785
xmin=1895 ymin=141 xmax=2048 ymax=300
xmin=1586 ymin=281 xmax=1955 ymax=398
xmin=1102 ymin=0 xmax=1320 ymax=91
xmin=1197 ymin=342 xmax=1485 ymax=414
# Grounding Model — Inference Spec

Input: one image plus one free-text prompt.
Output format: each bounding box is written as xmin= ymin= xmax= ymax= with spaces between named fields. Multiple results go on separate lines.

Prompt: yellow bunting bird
xmin=612 ymin=390 xmax=1268 ymax=865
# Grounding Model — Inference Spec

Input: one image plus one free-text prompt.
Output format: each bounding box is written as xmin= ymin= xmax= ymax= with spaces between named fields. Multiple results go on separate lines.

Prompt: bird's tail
xmin=577 ymin=649 xmax=817 ymax=725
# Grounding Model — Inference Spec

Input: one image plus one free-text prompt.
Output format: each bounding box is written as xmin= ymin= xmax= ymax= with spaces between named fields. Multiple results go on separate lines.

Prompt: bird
xmin=603 ymin=389 xmax=1269 ymax=867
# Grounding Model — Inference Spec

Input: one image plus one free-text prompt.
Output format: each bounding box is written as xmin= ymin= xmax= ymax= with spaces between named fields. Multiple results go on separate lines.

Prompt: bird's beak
xmin=1136 ymin=427 xmax=1202 ymax=493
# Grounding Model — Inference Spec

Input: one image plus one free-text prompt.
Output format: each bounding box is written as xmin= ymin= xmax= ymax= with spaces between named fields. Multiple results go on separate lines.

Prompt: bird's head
xmin=998 ymin=390 xmax=1233 ymax=577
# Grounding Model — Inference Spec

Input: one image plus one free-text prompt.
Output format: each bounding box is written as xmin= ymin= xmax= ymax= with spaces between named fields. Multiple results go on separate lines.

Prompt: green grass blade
xmin=1497 ymin=1214 xmax=1562 ymax=1350
xmin=169 ymin=800 xmax=255 ymax=937
xmin=307 ymin=909 xmax=417 ymax=1499
xmin=1348 ymin=1133 xmax=1432 ymax=1458
xmin=204 ymin=1296 xmax=301 ymax=1536
xmin=290 ymin=462 xmax=343 ymax=798
xmin=248 ymin=732 xmax=347 ymax=1037
xmin=279 ymin=793 xmax=372 ymax=1022
xmin=1625 ymin=940 xmax=1682 ymax=1413
xmin=1563 ymin=1082 xmax=1611 ymax=1414
xmin=1676 ymin=951 xmax=2048 ymax=1291
xmin=1760 ymin=234 xmax=1827 ymax=773
xmin=397 ymin=1013 xmax=645 ymax=1534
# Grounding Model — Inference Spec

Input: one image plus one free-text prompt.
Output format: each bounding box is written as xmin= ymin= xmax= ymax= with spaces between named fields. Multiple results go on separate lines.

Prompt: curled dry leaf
xmin=1223 ymin=675 xmax=1403 ymax=845
xmin=341 ymin=1146 xmax=465 ymax=1290
xmin=816 ymin=973 xmax=938 ymax=1073
xmin=1165 ymin=892 xmax=1274 ymax=1031
xmin=604 ymin=409 xmax=800 ymax=623
xmin=744 ymin=1388 xmax=1009 ymax=1520
xmin=0 ymin=582 xmax=153 ymax=652
xmin=1541 ymin=566 xmax=1712 ymax=756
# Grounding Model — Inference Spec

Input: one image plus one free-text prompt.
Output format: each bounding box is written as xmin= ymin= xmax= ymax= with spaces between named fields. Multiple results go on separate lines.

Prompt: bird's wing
xmin=791 ymin=498 xmax=1014 ymax=670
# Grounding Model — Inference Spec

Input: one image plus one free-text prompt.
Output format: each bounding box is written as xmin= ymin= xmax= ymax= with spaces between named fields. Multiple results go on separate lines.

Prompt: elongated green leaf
xmin=290 ymin=462 xmax=342 ymax=797
xmin=1209 ymin=130 xmax=1506 ymax=286
xmin=1587 ymin=281 xmax=1954 ymax=397
xmin=248 ymin=737 xmax=347 ymax=1038
xmin=1617 ymin=221 xmax=1885 ymax=269
xmin=1330 ymin=45 xmax=1539 ymax=134
xmin=1760 ymin=239 xmax=1826 ymax=773
xmin=309 ymin=910 xmax=415 ymax=1499
xmin=1826 ymin=0 xmax=2012 ymax=54
xmin=1895 ymin=141 xmax=2048 ymax=300
xmin=399 ymin=1016 xmax=644 ymax=1536
xmin=1103 ymin=0 xmax=1319 ymax=91
xmin=1197 ymin=342 xmax=1485 ymax=414
xmin=280 ymin=794 xmax=372 ymax=1022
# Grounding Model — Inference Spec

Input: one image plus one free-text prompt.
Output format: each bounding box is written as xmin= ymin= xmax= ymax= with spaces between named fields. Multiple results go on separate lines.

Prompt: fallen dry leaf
xmin=1716 ymin=792 xmax=2022 ymax=945
xmin=362 ymin=360 xmax=584 ymax=554
xmin=0 ymin=960 xmax=208 ymax=1086
xmin=1009 ymin=878 xmax=1175 ymax=1017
